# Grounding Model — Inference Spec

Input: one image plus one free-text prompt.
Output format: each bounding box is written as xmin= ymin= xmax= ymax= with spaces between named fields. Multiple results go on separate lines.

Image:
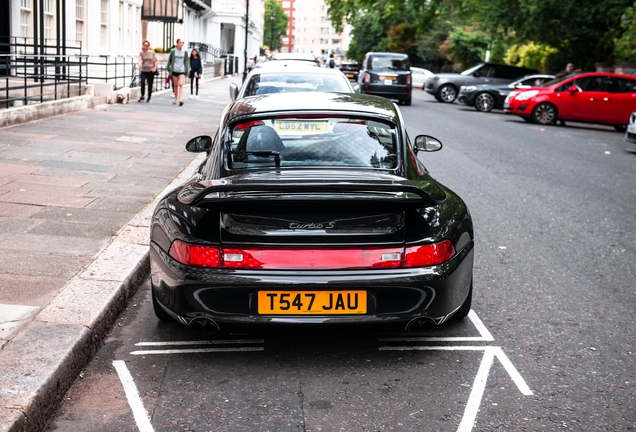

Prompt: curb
xmin=0 ymin=152 xmax=206 ymax=432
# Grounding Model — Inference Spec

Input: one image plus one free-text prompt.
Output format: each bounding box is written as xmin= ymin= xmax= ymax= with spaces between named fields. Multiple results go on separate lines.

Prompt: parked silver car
xmin=424 ymin=63 xmax=539 ymax=103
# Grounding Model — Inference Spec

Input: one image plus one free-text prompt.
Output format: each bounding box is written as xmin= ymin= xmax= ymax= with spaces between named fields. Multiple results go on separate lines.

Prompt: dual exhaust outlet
xmin=189 ymin=318 xmax=220 ymax=335
xmin=405 ymin=317 xmax=435 ymax=332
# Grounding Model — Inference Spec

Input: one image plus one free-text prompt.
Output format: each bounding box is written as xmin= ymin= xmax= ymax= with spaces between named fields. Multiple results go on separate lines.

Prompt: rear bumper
xmin=150 ymin=241 xmax=474 ymax=330
xmin=362 ymin=84 xmax=412 ymax=100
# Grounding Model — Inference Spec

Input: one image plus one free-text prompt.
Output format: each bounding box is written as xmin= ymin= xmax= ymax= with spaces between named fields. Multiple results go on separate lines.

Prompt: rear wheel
xmin=532 ymin=102 xmax=557 ymax=125
xmin=404 ymin=95 xmax=412 ymax=106
xmin=152 ymin=287 xmax=175 ymax=322
xmin=474 ymin=92 xmax=495 ymax=112
xmin=452 ymin=283 xmax=472 ymax=321
xmin=437 ymin=84 xmax=458 ymax=103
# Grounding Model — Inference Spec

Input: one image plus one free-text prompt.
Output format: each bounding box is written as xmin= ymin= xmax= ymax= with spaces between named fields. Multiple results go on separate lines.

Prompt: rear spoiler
xmin=177 ymin=181 xmax=446 ymax=206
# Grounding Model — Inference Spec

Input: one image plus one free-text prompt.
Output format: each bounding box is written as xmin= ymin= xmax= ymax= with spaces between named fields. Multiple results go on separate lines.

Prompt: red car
xmin=504 ymin=72 xmax=636 ymax=130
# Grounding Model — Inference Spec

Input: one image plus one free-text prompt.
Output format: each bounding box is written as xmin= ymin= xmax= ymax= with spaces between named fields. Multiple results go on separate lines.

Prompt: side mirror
xmin=414 ymin=135 xmax=443 ymax=152
xmin=229 ymin=83 xmax=239 ymax=101
xmin=352 ymin=83 xmax=360 ymax=93
xmin=186 ymin=135 xmax=213 ymax=153
xmin=473 ymin=71 xmax=480 ymax=77
xmin=568 ymin=85 xmax=579 ymax=93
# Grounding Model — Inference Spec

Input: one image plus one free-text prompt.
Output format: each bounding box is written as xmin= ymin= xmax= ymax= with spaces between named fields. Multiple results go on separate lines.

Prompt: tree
xmin=615 ymin=2 xmax=636 ymax=62
xmin=264 ymin=0 xmax=289 ymax=52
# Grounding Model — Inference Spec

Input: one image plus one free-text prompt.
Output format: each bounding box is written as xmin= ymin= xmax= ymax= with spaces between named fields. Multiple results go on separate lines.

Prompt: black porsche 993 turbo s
xmin=150 ymin=92 xmax=474 ymax=335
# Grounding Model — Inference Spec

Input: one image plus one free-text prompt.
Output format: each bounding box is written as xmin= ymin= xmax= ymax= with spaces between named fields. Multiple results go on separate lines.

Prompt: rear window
xmin=243 ymin=73 xmax=351 ymax=96
xmin=228 ymin=117 xmax=398 ymax=170
xmin=369 ymin=55 xmax=409 ymax=71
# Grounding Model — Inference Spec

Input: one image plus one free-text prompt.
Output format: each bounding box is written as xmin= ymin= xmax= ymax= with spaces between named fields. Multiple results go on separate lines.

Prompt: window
xmin=228 ymin=117 xmax=398 ymax=170
xmin=75 ymin=0 xmax=85 ymax=45
xmin=605 ymin=77 xmax=636 ymax=93
xmin=20 ymin=0 xmax=32 ymax=39
xmin=118 ymin=2 xmax=124 ymax=51
xmin=43 ymin=0 xmax=56 ymax=41
xmin=101 ymin=0 xmax=109 ymax=48
xmin=128 ymin=4 xmax=133 ymax=52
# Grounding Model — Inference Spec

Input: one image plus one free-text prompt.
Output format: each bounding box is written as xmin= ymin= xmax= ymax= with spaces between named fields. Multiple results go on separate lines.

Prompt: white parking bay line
xmin=467 ymin=310 xmax=495 ymax=341
xmin=113 ymin=360 xmax=154 ymax=432
xmin=457 ymin=348 xmax=496 ymax=432
xmin=135 ymin=339 xmax=264 ymax=346
xmin=130 ymin=347 xmax=264 ymax=355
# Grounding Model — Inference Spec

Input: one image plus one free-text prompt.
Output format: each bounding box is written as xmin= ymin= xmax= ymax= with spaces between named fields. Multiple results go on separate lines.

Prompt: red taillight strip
xmin=169 ymin=240 xmax=455 ymax=269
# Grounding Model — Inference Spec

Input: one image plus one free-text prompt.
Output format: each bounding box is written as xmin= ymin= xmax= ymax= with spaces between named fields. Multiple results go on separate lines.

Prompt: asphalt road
xmin=46 ymin=89 xmax=636 ymax=431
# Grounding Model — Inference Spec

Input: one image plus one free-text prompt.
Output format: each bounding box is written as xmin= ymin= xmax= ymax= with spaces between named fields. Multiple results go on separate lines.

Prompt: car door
xmin=471 ymin=64 xmax=497 ymax=85
xmin=555 ymin=76 xmax=605 ymax=122
xmin=601 ymin=76 xmax=636 ymax=125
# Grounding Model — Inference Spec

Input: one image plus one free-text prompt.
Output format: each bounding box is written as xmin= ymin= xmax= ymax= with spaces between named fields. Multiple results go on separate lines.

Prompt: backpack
xmin=329 ymin=58 xmax=335 ymax=68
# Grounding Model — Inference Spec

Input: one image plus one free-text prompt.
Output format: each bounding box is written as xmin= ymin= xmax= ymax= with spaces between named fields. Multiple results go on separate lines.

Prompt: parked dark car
xmin=425 ymin=63 xmax=539 ymax=103
xmin=149 ymin=92 xmax=474 ymax=335
xmin=358 ymin=52 xmax=412 ymax=105
xmin=504 ymin=72 xmax=636 ymax=129
xmin=339 ymin=61 xmax=361 ymax=81
xmin=458 ymin=74 xmax=554 ymax=112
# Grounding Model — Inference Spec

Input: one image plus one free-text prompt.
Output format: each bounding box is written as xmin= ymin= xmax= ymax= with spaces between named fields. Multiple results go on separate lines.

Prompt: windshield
xmin=370 ymin=56 xmax=409 ymax=71
xmin=228 ymin=116 xmax=399 ymax=170
xmin=243 ymin=73 xmax=352 ymax=96
xmin=461 ymin=63 xmax=485 ymax=76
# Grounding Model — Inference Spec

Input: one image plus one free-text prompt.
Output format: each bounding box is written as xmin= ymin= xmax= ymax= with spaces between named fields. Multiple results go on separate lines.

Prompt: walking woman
xmin=137 ymin=40 xmax=157 ymax=103
xmin=189 ymin=48 xmax=203 ymax=99
xmin=167 ymin=39 xmax=189 ymax=106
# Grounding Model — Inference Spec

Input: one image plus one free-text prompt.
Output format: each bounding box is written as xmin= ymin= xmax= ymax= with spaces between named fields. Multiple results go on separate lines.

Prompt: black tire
xmin=452 ymin=283 xmax=472 ymax=321
xmin=614 ymin=125 xmax=627 ymax=132
xmin=532 ymin=102 xmax=557 ymax=125
xmin=522 ymin=116 xmax=533 ymax=123
xmin=404 ymin=95 xmax=412 ymax=106
xmin=152 ymin=287 xmax=175 ymax=322
xmin=437 ymin=84 xmax=458 ymax=103
xmin=474 ymin=92 xmax=495 ymax=112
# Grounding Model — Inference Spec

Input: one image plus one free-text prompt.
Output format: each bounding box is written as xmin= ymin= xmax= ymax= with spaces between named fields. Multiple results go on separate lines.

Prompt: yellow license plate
xmin=346 ymin=73 xmax=354 ymax=78
xmin=275 ymin=121 xmax=326 ymax=134
xmin=258 ymin=290 xmax=367 ymax=315
xmin=379 ymin=75 xmax=396 ymax=81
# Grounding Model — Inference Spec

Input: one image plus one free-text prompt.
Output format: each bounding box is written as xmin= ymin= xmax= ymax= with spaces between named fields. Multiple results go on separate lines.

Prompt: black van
xmin=424 ymin=63 xmax=539 ymax=103
xmin=358 ymin=52 xmax=412 ymax=105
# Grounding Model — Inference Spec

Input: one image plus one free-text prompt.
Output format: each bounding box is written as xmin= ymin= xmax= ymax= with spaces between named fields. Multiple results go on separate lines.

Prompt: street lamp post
xmin=270 ymin=13 xmax=276 ymax=52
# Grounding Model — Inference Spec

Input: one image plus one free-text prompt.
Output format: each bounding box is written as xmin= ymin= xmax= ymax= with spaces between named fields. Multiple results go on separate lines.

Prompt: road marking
xmin=113 ymin=360 xmax=154 ymax=432
xmin=457 ymin=348 xmax=495 ymax=432
xmin=134 ymin=339 xmax=264 ymax=346
xmin=130 ymin=347 xmax=264 ymax=355
xmin=493 ymin=347 xmax=533 ymax=396
xmin=468 ymin=310 xmax=495 ymax=340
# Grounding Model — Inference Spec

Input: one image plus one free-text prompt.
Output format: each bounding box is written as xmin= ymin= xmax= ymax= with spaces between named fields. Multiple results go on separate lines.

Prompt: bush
xmin=504 ymin=43 xmax=559 ymax=73
xmin=447 ymin=27 xmax=489 ymax=70
xmin=153 ymin=47 xmax=164 ymax=54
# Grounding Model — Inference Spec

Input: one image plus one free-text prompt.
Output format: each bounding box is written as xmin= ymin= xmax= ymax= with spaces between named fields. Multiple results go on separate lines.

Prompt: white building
xmin=5 ymin=0 xmax=264 ymax=72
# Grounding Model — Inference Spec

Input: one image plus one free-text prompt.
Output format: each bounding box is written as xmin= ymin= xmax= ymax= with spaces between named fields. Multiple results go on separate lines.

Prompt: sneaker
xmin=195 ymin=95 xmax=199 ymax=100
xmin=146 ymin=97 xmax=151 ymax=103
xmin=189 ymin=95 xmax=194 ymax=99
xmin=138 ymin=97 xmax=144 ymax=102
xmin=179 ymin=101 xmax=184 ymax=106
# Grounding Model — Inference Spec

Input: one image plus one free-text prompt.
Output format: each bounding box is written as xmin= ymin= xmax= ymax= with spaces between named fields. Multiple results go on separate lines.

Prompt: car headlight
xmin=463 ymin=86 xmax=477 ymax=93
xmin=631 ymin=112 xmax=636 ymax=124
xmin=515 ymin=90 xmax=539 ymax=101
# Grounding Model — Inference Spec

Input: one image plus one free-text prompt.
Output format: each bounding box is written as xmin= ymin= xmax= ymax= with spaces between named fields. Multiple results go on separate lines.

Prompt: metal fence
xmin=0 ymin=53 xmax=87 ymax=109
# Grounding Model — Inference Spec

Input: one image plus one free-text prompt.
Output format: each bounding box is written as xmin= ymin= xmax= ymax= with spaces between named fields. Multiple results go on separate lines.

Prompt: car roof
xmin=248 ymin=66 xmax=344 ymax=76
xmin=256 ymin=60 xmax=319 ymax=68
xmin=271 ymin=53 xmax=318 ymax=62
xmin=366 ymin=52 xmax=408 ymax=58
xmin=223 ymin=92 xmax=399 ymax=125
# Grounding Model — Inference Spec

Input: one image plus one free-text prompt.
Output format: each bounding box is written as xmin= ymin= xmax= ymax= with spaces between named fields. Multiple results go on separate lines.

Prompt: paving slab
xmin=0 ymin=74 xmax=232 ymax=431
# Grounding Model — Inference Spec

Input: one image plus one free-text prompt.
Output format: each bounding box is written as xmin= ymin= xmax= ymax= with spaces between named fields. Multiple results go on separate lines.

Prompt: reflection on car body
xmin=149 ymin=92 xmax=474 ymax=335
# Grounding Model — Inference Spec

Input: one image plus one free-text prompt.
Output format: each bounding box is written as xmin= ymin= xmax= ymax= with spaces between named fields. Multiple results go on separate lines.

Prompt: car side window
xmin=557 ymin=77 xmax=604 ymax=92
xmin=605 ymin=77 xmax=636 ymax=93
xmin=476 ymin=65 xmax=495 ymax=77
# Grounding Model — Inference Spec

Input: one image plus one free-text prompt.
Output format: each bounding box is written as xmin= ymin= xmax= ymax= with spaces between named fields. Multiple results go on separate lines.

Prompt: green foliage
xmin=504 ymin=43 xmax=559 ymax=72
xmin=264 ymin=0 xmax=289 ymax=51
xmin=346 ymin=10 xmax=386 ymax=61
xmin=447 ymin=28 xmax=489 ymax=70
xmin=615 ymin=2 xmax=636 ymax=62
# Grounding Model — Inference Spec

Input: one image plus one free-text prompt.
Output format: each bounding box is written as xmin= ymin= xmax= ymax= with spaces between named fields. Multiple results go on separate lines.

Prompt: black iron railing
xmin=0 ymin=53 xmax=87 ymax=109
xmin=188 ymin=41 xmax=227 ymax=65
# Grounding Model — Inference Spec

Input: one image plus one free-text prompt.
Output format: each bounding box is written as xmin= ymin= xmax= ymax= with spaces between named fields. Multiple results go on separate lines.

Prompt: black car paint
xmin=357 ymin=52 xmax=412 ymax=105
xmin=149 ymin=93 xmax=474 ymax=332
xmin=457 ymin=74 xmax=555 ymax=111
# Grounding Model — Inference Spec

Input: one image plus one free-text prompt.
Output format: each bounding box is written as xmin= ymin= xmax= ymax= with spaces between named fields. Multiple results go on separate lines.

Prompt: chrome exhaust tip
xmin=190 ymin=318 xmax=219 ymax=335
xmin=405 ymin=317 xmax=434 ymax=332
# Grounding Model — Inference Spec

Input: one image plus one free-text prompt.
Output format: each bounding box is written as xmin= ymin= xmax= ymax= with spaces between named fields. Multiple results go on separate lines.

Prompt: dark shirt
xmin=190 ymin=57 xmax=203 ymax=75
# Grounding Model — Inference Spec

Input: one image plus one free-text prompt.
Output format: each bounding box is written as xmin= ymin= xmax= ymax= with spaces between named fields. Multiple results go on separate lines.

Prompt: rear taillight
xmin=404 ymin=240 xmax=455 ymax=267
xmin=364 ymin=73 xmax=370 ymax=84
xmin=169 ymin=240 xmax=455 ymax=269
xmin=234 ymin=120 xmax=265 ymax=130
xmin=406 ymin=75 xmax=411 ymax=85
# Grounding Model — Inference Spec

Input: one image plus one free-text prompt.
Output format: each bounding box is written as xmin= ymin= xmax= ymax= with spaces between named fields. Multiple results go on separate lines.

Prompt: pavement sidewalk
xmin=0 ymin=76 xmax=237 ymax=432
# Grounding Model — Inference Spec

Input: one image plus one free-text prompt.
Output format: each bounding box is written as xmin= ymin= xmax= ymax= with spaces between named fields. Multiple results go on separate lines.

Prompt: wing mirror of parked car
xmin=414 ymin=135 xmax=443 ymax=152
xmin=352 ymin=83 xmax=361 ymax=92
xmin=186 ymin=135 xmax=213 ymax=153
xmin=229 ymin=83 xmax=239 ymax=101
xmin=568 ymin=85 xmax=579 ymax=93
xmin=473 ymin=71 xmax=480 ymax=77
